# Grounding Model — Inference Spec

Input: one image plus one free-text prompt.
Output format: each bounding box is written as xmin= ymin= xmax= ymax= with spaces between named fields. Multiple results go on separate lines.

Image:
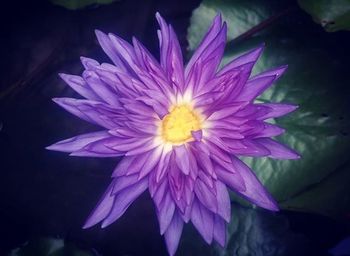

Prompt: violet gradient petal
xmin=231 ymin=156 xmax=279 ymax=211
xmin=185 ymin=14 xmax=223 ymax=78
xmin=83 ymin=182 xmax=115 ymax=229
xmin=256 ymin=138 xmax=300 ymax=159
xmin=191 ymin=199 xmax=214 ymax=244
xmin=213 ymin=215 xmax=226 ymax=247
xmin=218 ymin=44 xmax=264 ymax=75
xmin=164 ymin=211 xmax=184 ymax=256
xmin=101 ymin=177 xmax=148 ymax=228
xmin=156 ymin=13 xmax=185 ymax=91
xmin=59 ymin=73 xmax=100 ymax=101
xmin=46 ymin=130 xmax=110 ymax=153
xmin=257 ymin=103 xmax=298 ymax=120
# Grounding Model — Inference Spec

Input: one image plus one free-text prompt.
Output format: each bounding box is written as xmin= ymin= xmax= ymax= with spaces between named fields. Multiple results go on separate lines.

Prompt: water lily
xmin=47 ymin=12 xmax=299 ymax=255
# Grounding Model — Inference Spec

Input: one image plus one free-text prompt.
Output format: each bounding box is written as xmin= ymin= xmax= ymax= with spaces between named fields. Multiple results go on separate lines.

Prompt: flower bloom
xmin=47 ymin=13 xmax=299 ymax=255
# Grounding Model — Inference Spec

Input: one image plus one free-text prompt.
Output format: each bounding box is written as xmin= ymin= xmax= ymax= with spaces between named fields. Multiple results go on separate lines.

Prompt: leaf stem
xmin=228 ymin=6 xmax=297 ymax=46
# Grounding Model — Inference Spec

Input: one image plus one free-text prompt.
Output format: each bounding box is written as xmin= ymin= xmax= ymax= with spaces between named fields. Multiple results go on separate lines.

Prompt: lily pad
xmin=187 ymin=0 xmax=283 ymax=52
xmin=298 ymin=0 xmax=350 ymax=32
xmin=9 ymin=237 xmax=94 ymax=256
xmin=216 ymin=204 xmax=308 ymax=256
xmin=188 ymin=2 xmax=350 ymax=218
xmin=50 ymin=0 xmax=117 ymax=10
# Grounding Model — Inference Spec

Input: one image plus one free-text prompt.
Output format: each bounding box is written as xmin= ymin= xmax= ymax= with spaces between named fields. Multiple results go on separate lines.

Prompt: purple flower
xmin=47 ymin=13 xmax=299 ymax=255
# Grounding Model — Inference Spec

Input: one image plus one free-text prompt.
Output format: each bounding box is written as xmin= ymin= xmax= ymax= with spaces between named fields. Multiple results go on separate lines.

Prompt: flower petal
xmin=46 ymin=131 xmax=110 ymax=153
xmin=101 ymin=178 xmax=148 ymax=228
xmin=213 ymin=215 xmax=226 ymax=247
xmin=256 ymin=138 xmax=300 ymax=159
xmin=257 ymin=103 xmax=298 ymax=120
xmin=156 ymin=13 xmax=185 ymax=91
xmin=164 ymin=210 xmax=184 ymax=256
xmin=59 ymin=73 xmax=100 ymax=101
xmin=231 ymin=156 xmax=279 ymax=211
xmin=191 ymin=199 xmax=214 ymax=244
xmin=83 ymin=182 xmax=115 ymax=229
xmin=218 ymin=44 xmax=264 ymax=75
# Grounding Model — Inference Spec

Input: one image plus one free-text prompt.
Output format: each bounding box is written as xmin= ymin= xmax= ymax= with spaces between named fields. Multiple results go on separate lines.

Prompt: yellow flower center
xmin=161 ymin=104 xmax=201 ymax=144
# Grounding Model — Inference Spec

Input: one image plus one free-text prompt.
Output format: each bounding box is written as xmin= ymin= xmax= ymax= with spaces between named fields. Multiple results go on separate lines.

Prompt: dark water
xmin=1 ymin=0 xmax=350 ymax=255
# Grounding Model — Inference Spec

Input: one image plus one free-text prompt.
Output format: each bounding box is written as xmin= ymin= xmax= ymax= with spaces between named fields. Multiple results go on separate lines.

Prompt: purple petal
xmin=156 ymin=190 xmax=176 ymax=235
xmin=256 ymin=138 xmax=300 ymax=159
xmin=112 ymin=156 xmax=137 ymax=177
xmin=191 ymin=199 xmax=214 ymax=244
xmin=59 ymin=73 xmax=100 ymax=101
xmin=83 ymin=182 xmax=115 ymax=229
xmin=239 ymin=75 xmax=277 ymax=101
xmin=218 ymin=44 xmax=264 ymax=75
xmin=194 ymin=179 xmax=217 ymax=213
xmin=253 ymin=123 xmax=285 ymax=138
xmin=156 ymin=13 xmax=185 ymax=91
xmin=186 ymin=22 xmax=227 ymax=94
xmin=112 ymin=174 xmax=139 ymax=195
xmin=207 ymin=102 xmax=248 ymax=120
xmin=137 ymin=146 xmax=162 ymax=179
xmin=82 ymin=70 xmax=120 ymax=106
xmin=231 ymin=156 xmax=279 ymax=211
xmin=215 ymin=181 xmax=231 ymax=222
xmin=164 ymin=211 xmax=184 ymax=256
xmin=214 ymin=164 xmax=245 ymax=192
xmin=52 ymin=98 xmax=121 ymax=129
xmin=257 ymin=103 xmax=298 ymax=120
xmin=95 ymin=30 xmax=130 ymax=74
xmin=70 ymin=137 xmax=123 ymax=157
xmin=46 ymin=130 xmax=110 ymax=153
xmin=252 ymin=65 xmax=287 ymax=80
xmin=213 ymin=215 xmax=226 ymax=247
xmin=191 ymin=130 xmax=202 ymax=141
xmin=185 ymin=14 xmax=222 ymax=78
xmin=174 ymin=145 xmax=190 ymax=175
xmin=101 ymin=178 xmax=148 ymax=228
xmin=80 ymin=56 xmax=99 ymax=70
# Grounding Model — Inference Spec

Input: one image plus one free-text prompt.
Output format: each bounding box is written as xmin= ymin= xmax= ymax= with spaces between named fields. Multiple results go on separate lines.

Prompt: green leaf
xmin=232 ymin=33 xmax=350 ymax=218
xmin=9 ymin=237 xmax=94 ymax=256
xmin=217 ymin=204 xmax=308 ymax=256
xmin=187 ymin=0 xmax=283 ymax=52
xmin=298 ymin=0 xmax=350 ymax=32
xmin=280 ymin=162 xmax=350 ymax=217
xmin=188 ymin=2 xmax=350 ymax=218
xmin=50 ymin=0 xmax=117 ymax=10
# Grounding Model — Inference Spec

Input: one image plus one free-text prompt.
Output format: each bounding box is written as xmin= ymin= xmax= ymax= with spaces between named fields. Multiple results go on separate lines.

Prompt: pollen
xmin=161 ymin=104 xmax=201 ymax=144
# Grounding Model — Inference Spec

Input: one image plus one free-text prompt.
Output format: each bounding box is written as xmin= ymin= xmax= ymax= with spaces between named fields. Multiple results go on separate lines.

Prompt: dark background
xmin=1 ymin=0 xmax=350 ymax=255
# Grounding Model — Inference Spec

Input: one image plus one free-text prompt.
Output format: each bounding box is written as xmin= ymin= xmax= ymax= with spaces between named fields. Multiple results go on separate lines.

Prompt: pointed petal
xmin=59 ymin=73 xmax=100 ymax=101
xmin=101 ymin=178 xmax=148 ymax=228
xmin=164 ymin=211 xmax=184 ymax=256
xmin=156 ymin=13 xmax=185 ymax=91
xmin=46 ymin=131 xmax=110 ymax=153
xmin=156 ymin=191 xmax=176 ymax=235
xmin=83 ymin=182 xmax=115 ymax=229
xmin=195 ymin=179 xmax=217 ymax=213
xmin=52 ymin=98 xmax=121 ymax=129
xmin=95 ymin=30 xmax=130 ymax=73
xmin=216 ymin=181 xmax=231 ymax=222
xmin=257 ymin=103 xmax=298 ymax=120
xmin=191 ymin=200 xmax=214 ymax=244
xmin=218 ymin=44 xmax=264 ymax=75
xmin=239 ymin=75 xmax=276 ymax=101
xmin=174 ymin=145 xmax=190 ymax=175
xmin=213 ymin=215 xmax=226 ymax=247
xmin=185 ymin=14 xmax=223 ymax=78
xmin=256 ymin=138 xmax=300 ymax=159
xmin=231 ymin=156 xmax=279 ymax=211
